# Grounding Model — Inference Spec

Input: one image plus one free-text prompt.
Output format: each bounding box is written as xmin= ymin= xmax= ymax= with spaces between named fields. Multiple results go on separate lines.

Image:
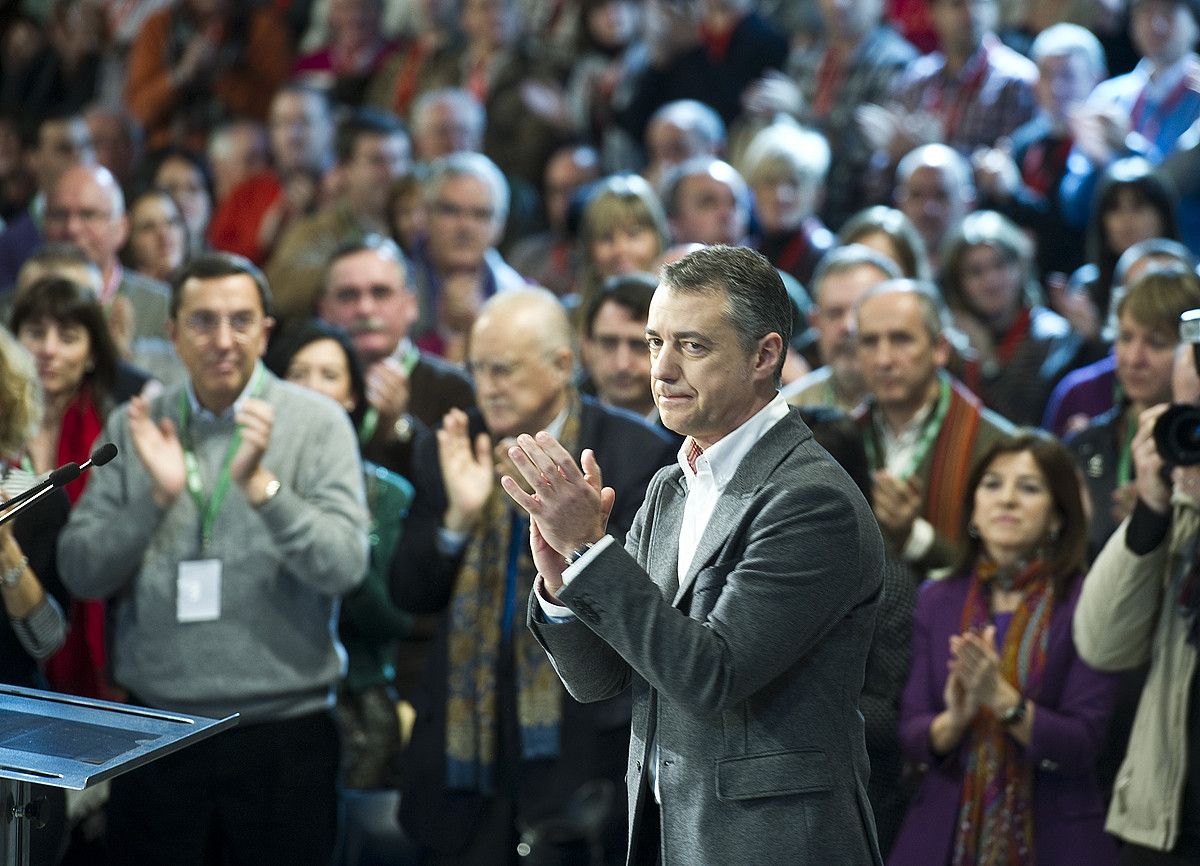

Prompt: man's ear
xmin=756 ymin=332 xmax=784 ymax=380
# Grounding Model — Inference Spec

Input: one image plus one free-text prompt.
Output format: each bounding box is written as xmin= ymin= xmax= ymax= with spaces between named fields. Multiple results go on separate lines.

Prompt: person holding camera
xmin=1074 ymin=314 xmax=1200 ymax=866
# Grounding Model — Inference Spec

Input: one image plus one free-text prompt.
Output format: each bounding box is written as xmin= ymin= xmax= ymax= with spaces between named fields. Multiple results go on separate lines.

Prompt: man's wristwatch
xmin=1 ymin=555 xmax=28 ymax=588
xmin=999 ymin=697 xmax=1027 ymax=727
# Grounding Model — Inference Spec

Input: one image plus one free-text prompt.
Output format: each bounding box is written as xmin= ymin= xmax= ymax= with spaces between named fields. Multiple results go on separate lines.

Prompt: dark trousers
xmin=1119 ymin=843 xmax=1200 ymax=866
xmin=106 ymin=709 xmax=340 ymax=866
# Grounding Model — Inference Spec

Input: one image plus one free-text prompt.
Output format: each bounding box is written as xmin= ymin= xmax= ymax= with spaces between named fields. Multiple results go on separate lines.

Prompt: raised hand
xmin=230 ymin=397 xmax=275 ymax=487
xmin=1132 ymin=403 xmax=1171 ymax=514
xmin=366 ymin=357 xmax=411 ymax=434
xmin=437 ymin=408 xmax=494 ymax=533
xmin=952 ymin=625 xmax=1001 ymax=709
xmin=872 ymin=471 xmax=923 ymax=551
xmin=128 ymin=395 xmax=186 ymax=507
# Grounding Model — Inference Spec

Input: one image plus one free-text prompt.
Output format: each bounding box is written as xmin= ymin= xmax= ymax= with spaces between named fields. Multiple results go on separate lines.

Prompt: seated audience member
xmin=576 ymin=172 xmax=669 ymax=305
xmin=389 ymin=287 xmax=676 ymax=865
xmin=893 ymin=144 xmax=976 ymax=279
xmin=839 ymin=204 xmax=931 ymax=281
xmin=265 ymin=318 xmax=413 ymax=790
xmin=292 ymin=0 xmax=401 ymax=107
xmin=0 ymin=112 xmax=94 ymax=292
xmin=740 ymin=122 xmax=834 ymax=288
xmin=205 ymin=119 xmax=268 ymax=206
xmin=59 ymin=253 xmax=369 ymax=866
xmin=148 ymin=147 xmax=214 ymax=258
xmin=891 ymin=433 xmax=1120 ymax=866
xmin=863 ymin=0 xmax=1036 ymax=168
xmin=580 ymin=272 xmax=660 ymax=423
xmin=122 ymin=188 xmax=188 ymax=284
xmin=0 ymin=328 xmax=70 ymax=863
xmin=1044 ymin=238 xmax=1200 ymax=435
xmin=1074 ymin=331 xmax=1200 ymax=865
xmin=85 ymin=105 xmax=143 ymax=190
xmin=407 ymin=152 xmax=527 ymax=360
xmin=387 ymin=172 xmax=427 ymax=257
xmin=10 ymin=276 xmax=148 ymax=702
xmin=206 ymin=84 xmax=336 ymax=265
xmin=123 ymin=0 xmax=291 ymax=150
xmin=267 ymin=108 xmax=411 ymax=324
xmin=939 ymin=210 xmax=1085 ymax=426
xmin=768 ymin=0 xmax=916 ymax=230
xmin=507 ymin=144 xmax=602 ymax=298
xmin=785 ymin=244 xmax=902 ymax=412
xmin=1065 ymin=157 xmax=1180 ymax=342
xmin=618 ymin=0 xmax=787 ymax=144
xmin=973 ymin=23 xmax=1107 ymax=280
xmin=1060 ymin=0 xmax=1200 ymax=249
xmin=661 ymin=156 xmax=751 ymax=248
xmin=854 ymin=279 xmax=1015 ymax=574
xmin=637 ymin=98 xmax=726 ymax=192
xmin=408 ymin=87 xmax=486 ymax=164
xmin=564 ymin=0 xmax=652 ymax=174
xmin=412 ymin=0 xmax=565 ymax=188
xmin=43 ymin=163 xmax=178 ymax=383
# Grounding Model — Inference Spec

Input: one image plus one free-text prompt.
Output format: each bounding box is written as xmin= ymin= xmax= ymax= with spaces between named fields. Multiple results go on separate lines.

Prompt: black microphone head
xmin=90 ymin=443 xmax=118 ymax=467
xmin=49 ymin=463 xmax=82 ymax=486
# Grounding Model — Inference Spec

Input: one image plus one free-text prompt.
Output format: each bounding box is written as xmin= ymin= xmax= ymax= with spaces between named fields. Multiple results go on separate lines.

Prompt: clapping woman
xmin=889 ymin=433 xmax=1120 ymax=866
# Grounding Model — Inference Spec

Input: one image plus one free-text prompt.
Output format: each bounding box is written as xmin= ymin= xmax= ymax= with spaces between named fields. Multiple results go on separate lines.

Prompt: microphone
xmin=0 ymin=462 xmax=81 ymax=514
xmin=0 ymin=444 xmax=119 ymax=529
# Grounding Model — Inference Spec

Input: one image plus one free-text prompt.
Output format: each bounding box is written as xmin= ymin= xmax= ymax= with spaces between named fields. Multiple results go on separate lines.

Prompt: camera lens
xmin=1153 ymin=404 xmax=1200 ymax=465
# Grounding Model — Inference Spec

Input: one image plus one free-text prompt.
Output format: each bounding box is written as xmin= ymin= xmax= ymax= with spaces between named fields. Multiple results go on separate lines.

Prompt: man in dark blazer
xmin=506 ymin=246 xmax=886 ymax=865
xmin=389 ymin=287 xmax=676 ymax=865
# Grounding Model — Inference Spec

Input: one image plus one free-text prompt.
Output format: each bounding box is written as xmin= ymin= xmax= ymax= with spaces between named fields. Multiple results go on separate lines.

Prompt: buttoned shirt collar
xmin=185 ymin=362 xmax=265 ymax=423
xmin=676 ymin=391 xmax=790 ymax=491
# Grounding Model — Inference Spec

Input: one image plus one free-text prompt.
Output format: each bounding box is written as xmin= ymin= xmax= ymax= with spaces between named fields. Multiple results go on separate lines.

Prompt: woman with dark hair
xmin=265 ymin=319 xmax=414 ymax=791
xmin=10 ymin=276 xmax=147 ymax=701
xmin=889 ymin=433 xmax=1120 ymax=866
xmin=123 ymin=187 xmax=189 ymax=283
xmin=147 ymin=147 xmax=216 ymax=257
xmin=940 ymin=210 xmax=1088 ymax=426
xmin=1065 ymin=156 xmax=1180 ymax=341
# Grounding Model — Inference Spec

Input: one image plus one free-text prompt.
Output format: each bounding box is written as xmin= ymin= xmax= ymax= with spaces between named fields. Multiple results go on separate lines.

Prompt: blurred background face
xmin=1103 ymin=189 xmax=1165 ymax=256
xmin=128 ymin=193 xmax=186 ymax=280
xmin=817 ymin=0 xmax=883 ymax=40
xmin=469 ymin=317 xmax=569 ymax=439
xmin=856 ymin=291 xmax=946 ymax=415
xmin=1036 ymin=52 xmax=1097 ymax=125
xmin=1115 ymin=312 xmax=1176 ymax=407
xmin=414 ymin=101 xmax=479 ymax=161
xmin=929 ymin=0 xmax=995 ymax=56
xmin=752 ymin=178 xmax=814 ymax=234
xmin=329 ymin=0 xmax=382 ymax=45
xmin=426 ymin=174 xmax=500 ymax=270
xmin=155 ymin=157 xmax=211 ymax=249
xmin=584 ymin=299 xmax=653 ymax=410
xmin=34 ymin=118 xmax=94 ymax=191
xmin=345 ymin=133 xmax=410 ymax=216
xmin=1132 ymin=0 xmax=1198 ymax=65
xmin=898 ymin=165 xmax=959 ymax=254
xmin=45 ymin=170 xmax=125 ymax=269
xmin=590 ymin=223 xmax=660 ymax=278
xmin=671 ymin=172 xmax=745 ymax=246
xmin=270 ymin=91 xmax=332 ymax=175
xmin=544 ymin=149 xmax=600 ymax=232
xmin=959 ymin=243 xmax=1022 ymax=322
xmin=970 ymin=449 xmax=1058 ymax=561
xmin=813 ymin=263 xmax=890 ymax=379
xmin=284 ymin=338 xmax=357 ymax=411
xmin=17 ymin=317 xmax=91 ymax=398
xmin=587 ymin=0 xmax=641 ymax=49
xmin=461 ymin=0 xmax=514 ymax=48
xmin=319 ymin=249 xmax=417 ymax=364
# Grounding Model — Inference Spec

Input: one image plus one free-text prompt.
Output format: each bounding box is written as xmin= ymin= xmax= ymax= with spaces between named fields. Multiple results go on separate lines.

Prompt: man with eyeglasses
xmin=44 ymin=162 xmax=181 ymax=383
xmin=389 ymin=286 xmax=675 ymax=865
xmin=59 ymin=252 xmax=369 ymax=866
xmin=407 ymin=152 xmax=528 ymax=361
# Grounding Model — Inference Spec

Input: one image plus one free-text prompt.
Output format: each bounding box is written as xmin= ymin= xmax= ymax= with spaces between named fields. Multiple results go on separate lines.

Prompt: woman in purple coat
xmin=889 ymin=432 xmax=1120 ymax=866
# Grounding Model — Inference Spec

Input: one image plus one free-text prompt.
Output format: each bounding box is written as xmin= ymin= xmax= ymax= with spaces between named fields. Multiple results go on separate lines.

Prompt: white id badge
xmin=177 ymin=559 xmax=222 ymax=623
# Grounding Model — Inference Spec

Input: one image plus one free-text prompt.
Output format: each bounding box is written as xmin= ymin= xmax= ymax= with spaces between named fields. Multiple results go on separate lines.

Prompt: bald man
xmin=389 ymin=288 xmax=677 ymax=866
xmin=44 ymin=164 xmax=179 ymax=382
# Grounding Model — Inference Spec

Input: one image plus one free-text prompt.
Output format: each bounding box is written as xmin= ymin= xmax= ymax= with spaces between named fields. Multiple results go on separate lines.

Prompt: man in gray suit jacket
xmin=503 ymin=245 xmax=886 ymax=865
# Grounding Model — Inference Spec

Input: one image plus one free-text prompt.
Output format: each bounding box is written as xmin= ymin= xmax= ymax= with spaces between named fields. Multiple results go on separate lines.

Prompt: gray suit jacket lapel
xmin=671 ymin=409 xmax=808 ymax=606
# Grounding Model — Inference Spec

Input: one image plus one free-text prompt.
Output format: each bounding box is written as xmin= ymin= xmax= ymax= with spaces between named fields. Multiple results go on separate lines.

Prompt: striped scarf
xmin=952 ymin=559 xmax=1054 ymax=866
xmin=444 ymin=395 xmax=582 ymax=793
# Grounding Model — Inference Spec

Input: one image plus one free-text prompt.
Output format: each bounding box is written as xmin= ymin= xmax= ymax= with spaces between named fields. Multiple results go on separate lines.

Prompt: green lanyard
xmin=865 ymin=375 xmax=952 ymax=480
xmin=179 ymin=363 xmax=266 ymax=547
xmin=1117 ymin=407 xmax=1137 ymax=487
xmin=357 ymin=343 xmax=421 ymax=445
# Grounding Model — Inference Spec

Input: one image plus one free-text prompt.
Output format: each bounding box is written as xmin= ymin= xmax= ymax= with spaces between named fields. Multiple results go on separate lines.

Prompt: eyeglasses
xmin=465 ymin=358 xmax=524 ymax=382
xmin=181 ymin=311 xmax=262 ymax=339
xmin=432 ymin=200 xmax=495 ymax=222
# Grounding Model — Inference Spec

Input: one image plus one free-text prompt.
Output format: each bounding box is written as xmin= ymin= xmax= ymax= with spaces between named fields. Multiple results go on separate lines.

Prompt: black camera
xmin=1154 ymin=309 xmax=1200 ymax=465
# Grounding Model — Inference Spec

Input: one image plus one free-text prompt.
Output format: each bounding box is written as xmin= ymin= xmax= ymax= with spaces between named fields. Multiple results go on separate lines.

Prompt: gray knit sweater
xmin=59 ymin=373 xmax=369 ymax=723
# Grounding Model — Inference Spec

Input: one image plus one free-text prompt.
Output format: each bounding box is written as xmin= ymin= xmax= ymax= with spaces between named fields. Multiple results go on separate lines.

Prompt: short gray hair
xmin=811 ymin=244 xmax=902 ymax=304
xmin=649 ymin=100 xmax=726 ymax=153
xmin=857 ymin=278 xmax=951 ymax=341
xmin=1032 ymin=22 xmax=1106 ymax=80
xmin=424 ymin=151 xmax=510 ymax=227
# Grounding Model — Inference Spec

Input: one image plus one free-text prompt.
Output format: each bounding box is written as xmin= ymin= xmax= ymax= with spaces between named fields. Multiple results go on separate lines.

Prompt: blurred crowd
xmin=3 ymin=0 xmax=1200 ymax=863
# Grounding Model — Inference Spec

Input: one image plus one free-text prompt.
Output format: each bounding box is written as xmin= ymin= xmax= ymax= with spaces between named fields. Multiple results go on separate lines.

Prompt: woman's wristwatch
xmin=999 ymin=697 xmax=1027 ymax=727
